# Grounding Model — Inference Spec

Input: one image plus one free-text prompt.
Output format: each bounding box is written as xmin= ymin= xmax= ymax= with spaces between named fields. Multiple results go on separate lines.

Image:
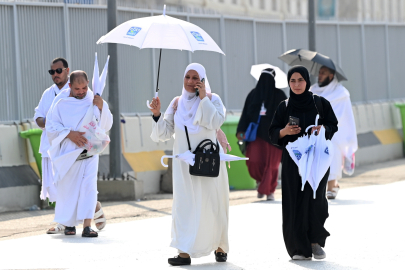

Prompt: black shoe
xmin=214 ymin=251 xmax=227 ymax=262
xmin=64 ymin=226 xmax=76 ymax=235
xmin=82 ymin=226 xmax=98 ymax=237
xmin=168 ymin=255 xmax=191 ymax=266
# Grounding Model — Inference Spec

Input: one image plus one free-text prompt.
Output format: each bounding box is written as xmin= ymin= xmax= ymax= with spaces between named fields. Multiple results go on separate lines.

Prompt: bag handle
xmin=185 ymin=126 xmax=192 ymax=151
xmin=185 ymin=126 xmax=219 ymax=153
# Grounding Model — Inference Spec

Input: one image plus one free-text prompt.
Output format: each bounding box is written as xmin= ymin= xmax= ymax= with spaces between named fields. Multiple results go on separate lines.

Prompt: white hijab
xmin=168 ymin=63 xmax=212 ymax=134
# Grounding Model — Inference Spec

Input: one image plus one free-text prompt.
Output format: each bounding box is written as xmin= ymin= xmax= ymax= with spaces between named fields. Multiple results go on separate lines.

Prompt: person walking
xmin=34 ymin=58 xmax=106 ymax=234
xmin=46 ymin=71 xmax=112 ymax=237
xmin=269 ymin=66 xmax=338 ymax=260
xmin=236 ymin=68 xmax=287 ymax=200
xmin=149 ymin=63 xmax=229 ymax=266
xmin=310 ymin=66 xmax=358 ymax=199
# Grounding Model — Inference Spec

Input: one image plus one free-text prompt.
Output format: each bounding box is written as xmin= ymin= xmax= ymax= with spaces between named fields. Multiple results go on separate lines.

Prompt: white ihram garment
xmin=310 ymin=77 xmax=358 ymax=180
xmin=46 ymin=89 xmax=112 ymax=226
xmin=151 ymin=95 xmax=229 ymax=258
xmin=34 ymin=82 xmax=69 ymax=201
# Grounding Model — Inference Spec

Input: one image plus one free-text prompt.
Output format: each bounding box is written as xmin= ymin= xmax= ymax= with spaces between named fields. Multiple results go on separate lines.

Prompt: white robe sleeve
xmin=98 ymin=101 xmax=113 ymax=132
xmin=34 ymin=90 xmax=50 ymax=130
xmin=193 ymin=95 xmax=226 ymax=131
xmin=150 ymin=113 xmax=175 ymax=142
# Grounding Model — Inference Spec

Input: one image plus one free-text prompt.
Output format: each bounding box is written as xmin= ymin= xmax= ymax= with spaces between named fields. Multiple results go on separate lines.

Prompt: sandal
xmin=64 ymin=226 xmax=76 ymax=236
xmin=214 ymin=251 xmax=227 ymax=262
xmin=327 ymin=186 xmax=340 ymax=200
xmin=94 ymin=201 xmax=107 ymax=230
xmin=82 ymin=226 xmax=98 ymax=237
xmin=47 ymin=223 xmax=65 ymax=234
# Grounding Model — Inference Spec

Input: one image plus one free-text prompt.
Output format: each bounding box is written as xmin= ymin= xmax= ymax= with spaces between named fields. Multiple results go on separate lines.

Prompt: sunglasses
xmin=48 ymin=68 xmax=67 ymax=75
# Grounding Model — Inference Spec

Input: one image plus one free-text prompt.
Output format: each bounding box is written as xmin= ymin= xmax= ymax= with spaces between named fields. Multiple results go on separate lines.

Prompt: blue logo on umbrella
xmin=324 ymin=147 xmax=329 ymax=155
xmin=190 ymin=31 xmax=204 ymax=42
xmin=127 ymin=27 xmax=142 ymax=36
xmin=293 ymin=150 xmax=302 ymax=160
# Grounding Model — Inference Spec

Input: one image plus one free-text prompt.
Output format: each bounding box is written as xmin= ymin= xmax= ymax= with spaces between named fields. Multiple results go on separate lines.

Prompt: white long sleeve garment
xmin=34 ymin=82 xmax=69 ymax=157
xmin=151 ymin=95 xmax=230 ymax=258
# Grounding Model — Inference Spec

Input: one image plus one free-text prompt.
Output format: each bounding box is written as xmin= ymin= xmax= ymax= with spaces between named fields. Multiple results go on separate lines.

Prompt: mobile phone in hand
xmin=289 ymin=116 xmax=300 ymax=126
xmin=195 ymin=78 xmax=205 ymax=97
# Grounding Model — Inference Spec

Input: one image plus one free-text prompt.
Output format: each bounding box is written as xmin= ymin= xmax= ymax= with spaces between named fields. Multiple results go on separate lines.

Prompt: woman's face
xmin=289 ymin=72 xmax=307 ymax=95
xmin=184 ymin=70 xmax=200 ymax=93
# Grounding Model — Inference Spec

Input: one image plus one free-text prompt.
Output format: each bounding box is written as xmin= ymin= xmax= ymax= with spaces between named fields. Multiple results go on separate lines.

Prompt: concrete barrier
xmin=0 ymin=100 xmax=404 ymax=212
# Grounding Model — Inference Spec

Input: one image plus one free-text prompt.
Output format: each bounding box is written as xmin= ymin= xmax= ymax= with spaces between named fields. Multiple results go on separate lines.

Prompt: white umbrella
xmin=96 ymin=5 xmax=224 ymax=109
xmin=250 ymin=64 xmax=288 ymax=89
xmin=92 ymin=52 xmax=110 ymax=120
xmin=78 ymin=53 xmax=111 ymax=156
xmin=308 ymin=126 xmax=334 ymax=198
xmin=160 ymin=151 xmax=248 ymax=168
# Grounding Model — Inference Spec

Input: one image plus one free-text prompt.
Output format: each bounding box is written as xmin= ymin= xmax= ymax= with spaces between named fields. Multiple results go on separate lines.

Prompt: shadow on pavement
xmin=328 ymin=199 xmax=374 ymax=206
xmin=176 ymin=262 xmax=244 ymax=269
xmin=290 ymin=260 xmax=362 ymax=270
xmin=252 ymin=200 xmax=282 ymax=204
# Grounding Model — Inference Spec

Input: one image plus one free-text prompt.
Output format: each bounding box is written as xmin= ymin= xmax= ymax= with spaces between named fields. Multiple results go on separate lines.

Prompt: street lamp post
xmin=107 ymin=0 xmax=122 ymax=179
xmin=308 ymin=0 xmax=317 ymax=83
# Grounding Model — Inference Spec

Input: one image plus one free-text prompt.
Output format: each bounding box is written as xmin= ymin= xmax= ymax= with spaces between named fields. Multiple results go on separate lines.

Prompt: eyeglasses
xmin=48 ymin=68 xmax=67 ymax=75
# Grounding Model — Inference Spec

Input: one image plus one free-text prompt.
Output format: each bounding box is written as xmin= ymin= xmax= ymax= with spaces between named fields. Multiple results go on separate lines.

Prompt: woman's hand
xmin=311 ymin=125 xmax=322 ymax=135
xmin=279 ymin=123 xmax=301 ymax=138
xmin=236 ymin=132 xmax=245 ymax=140
xmin=149 ymin=97 xmax=161 ymax=117
xmin=196 ymin=80 xmax=206 ymax=100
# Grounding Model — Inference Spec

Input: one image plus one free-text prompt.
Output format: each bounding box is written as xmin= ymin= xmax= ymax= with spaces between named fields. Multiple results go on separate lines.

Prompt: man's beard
xmin=319 ymin=76 xmax=332 ymax=87
xmin=74 ymin=93 xmax=86 ymax=99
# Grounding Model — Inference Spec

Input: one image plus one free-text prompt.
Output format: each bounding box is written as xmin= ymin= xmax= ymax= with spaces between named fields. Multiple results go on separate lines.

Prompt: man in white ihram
xmin=310 ymin=66 xmax=358 ymax=199
xmin=35 ymin=58 xmax=107 ymax=234
xmin=46 ymin=70 xmax=113 ymax=237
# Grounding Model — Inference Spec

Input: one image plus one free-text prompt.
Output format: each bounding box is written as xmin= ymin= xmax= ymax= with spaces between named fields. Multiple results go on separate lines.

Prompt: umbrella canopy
xmin=250 ymin=63 xmax=288 ymax=89
xmin=96 ymin=5 xmax=224 ymax=109
xmin=97 ymin=12 xmax=224 ymax=54
xmin=308 ymin=126 xmax=334 ymax=198
xmin=279 ymin=49 xmax=347 ymax=81
xmin=92 ymin=53 xmax=109 ymax=121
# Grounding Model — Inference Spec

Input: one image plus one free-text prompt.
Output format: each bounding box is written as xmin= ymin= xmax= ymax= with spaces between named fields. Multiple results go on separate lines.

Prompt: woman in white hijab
xmin=149 ymin=63 xmax=229 ymax=266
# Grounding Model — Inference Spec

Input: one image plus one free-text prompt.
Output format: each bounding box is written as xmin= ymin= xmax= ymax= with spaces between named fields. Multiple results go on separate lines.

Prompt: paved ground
xmin=0 ymin=158 xmax=404 ymax=269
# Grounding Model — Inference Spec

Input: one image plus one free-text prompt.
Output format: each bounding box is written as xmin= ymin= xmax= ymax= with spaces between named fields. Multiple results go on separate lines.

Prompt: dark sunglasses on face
xmin=48 ymin=68 xmax=67 ymax=75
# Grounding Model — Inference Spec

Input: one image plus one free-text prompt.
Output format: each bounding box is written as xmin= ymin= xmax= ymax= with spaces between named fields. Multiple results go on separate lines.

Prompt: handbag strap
xmin=185 ymin=126 xmax=220 ymax=153
xmin=185 ymin=126 xmax=192 ymax=151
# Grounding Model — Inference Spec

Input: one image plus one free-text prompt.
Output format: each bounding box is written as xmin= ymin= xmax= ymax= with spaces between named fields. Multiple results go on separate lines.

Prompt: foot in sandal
xmin=82 ymin=226 xmax=98 ymax=237
xmin=94 ymin=201 xmax=106 ymax=230
xmin=46 ymin=223 xmax=65 ymax=234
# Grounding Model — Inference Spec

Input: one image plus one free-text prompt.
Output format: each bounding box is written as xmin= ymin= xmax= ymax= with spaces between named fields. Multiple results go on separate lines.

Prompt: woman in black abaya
xmin=268 ymin=66 xmax=338 ymax=260
xmin=237 ymin=68 xmax=287 ymax=200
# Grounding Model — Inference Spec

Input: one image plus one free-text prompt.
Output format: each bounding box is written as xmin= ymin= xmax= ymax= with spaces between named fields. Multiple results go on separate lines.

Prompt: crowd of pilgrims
xmin=36 ymin=56 xmax=357 ymax=265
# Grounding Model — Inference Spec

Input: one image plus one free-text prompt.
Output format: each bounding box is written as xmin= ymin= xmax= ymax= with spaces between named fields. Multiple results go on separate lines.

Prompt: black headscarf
xmin=287 ymin=66 xmax=314 ymax=111
xmin=247 ymin=68 xmax=279 ymax=120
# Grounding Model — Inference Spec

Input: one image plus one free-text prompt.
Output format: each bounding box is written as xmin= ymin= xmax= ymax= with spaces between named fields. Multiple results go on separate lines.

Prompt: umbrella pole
xmin=155 ymin=48 xmax=162 ymax=93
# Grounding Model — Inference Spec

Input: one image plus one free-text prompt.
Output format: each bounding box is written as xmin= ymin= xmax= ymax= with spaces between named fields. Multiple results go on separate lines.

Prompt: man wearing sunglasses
xmin=34 ymin=58 xmax=70 ymax=233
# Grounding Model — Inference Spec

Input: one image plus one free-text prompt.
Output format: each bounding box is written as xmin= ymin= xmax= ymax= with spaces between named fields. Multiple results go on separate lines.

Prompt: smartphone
xmin=289 ymin=116 xmax=300 ymax=126
xmin=195 ymin=78 xmax=205 ymax=97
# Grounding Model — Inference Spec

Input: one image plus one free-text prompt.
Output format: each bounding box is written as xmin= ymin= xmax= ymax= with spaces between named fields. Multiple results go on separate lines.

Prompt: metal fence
xmin=1 ymin=1 xmax=405 ymax=123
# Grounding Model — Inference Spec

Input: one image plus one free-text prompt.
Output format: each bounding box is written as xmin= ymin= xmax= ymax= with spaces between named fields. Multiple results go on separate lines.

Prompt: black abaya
xmin=269 ymin=66 xmax=338 ymax=258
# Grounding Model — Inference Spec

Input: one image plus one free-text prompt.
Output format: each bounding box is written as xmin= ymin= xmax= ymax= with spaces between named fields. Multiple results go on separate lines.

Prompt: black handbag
xmin=185 ymin=126 xmax=220 ymax=177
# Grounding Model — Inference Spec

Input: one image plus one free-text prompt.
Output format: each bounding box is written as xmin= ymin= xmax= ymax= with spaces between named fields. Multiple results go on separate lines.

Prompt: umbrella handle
xmin=161 ymin=155 xmax=174 ymax=168
xmin=305 ymin=125 xmax=316 ymax=133
xmin=146 ymin=92 xmax=159 ymax=110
